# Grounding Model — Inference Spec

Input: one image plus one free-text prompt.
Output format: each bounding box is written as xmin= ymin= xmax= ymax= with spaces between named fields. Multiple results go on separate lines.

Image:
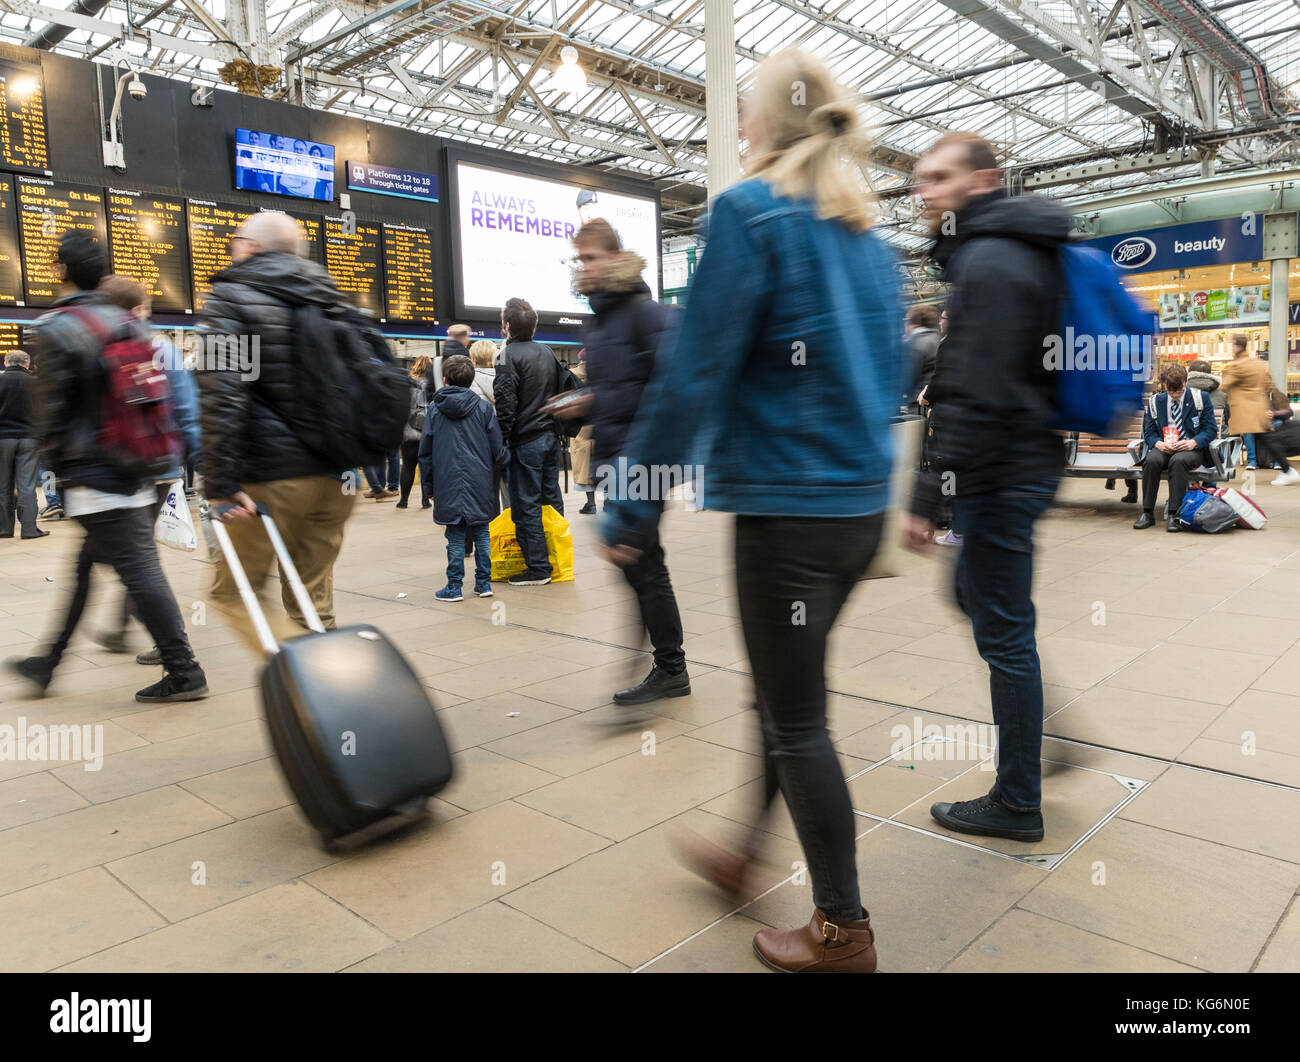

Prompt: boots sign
xmin=1082 ymin=217 xmax=1284 ymax=272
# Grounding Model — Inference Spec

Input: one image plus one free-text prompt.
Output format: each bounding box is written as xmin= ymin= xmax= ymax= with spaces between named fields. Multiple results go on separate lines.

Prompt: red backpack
xmin=64 ymin=305 xmax=179 ymax=479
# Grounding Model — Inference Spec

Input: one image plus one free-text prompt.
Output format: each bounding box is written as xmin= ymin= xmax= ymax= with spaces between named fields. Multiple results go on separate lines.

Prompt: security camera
xmin=127 ymin=74 xmax=146 ymax=100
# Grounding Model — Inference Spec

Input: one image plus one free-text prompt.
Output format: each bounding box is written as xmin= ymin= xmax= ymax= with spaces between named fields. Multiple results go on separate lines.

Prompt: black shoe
xmin=1104 ymin=479 xmax=1116 ymax=490
xmin=508 ymin=570 xmax=552 ymax=586
xmin=21 ymin=528 xmax=50 ymax=539
xmin=395 ymin=501 xmax=408 ymax=509
xmin=6 ymin=656 xmax=54 ymax=696
xmin=578 ymin=502 xmax=597 ymax=515
xmin=136 ymin=646 xmax=163 ymax=666
xmin=930 ymin=792 xmax=1044 ymax=842
xmin=613 ymin=666 xmax=691 ymax=706
xmin=1122 ymin=485 xmax=1138 ymax=503
xmin=1166 ymin=516 xmax=1182 ymax=533
xmin=136 ymin=669 xmax=209 ymax=703
xmin=1132 ymin=511 xmax=1154 ymax=530
xmin=39 ymin=503 xmax=64 ymax=520
xmin=421 ymin=501 xmax=431 ymax=510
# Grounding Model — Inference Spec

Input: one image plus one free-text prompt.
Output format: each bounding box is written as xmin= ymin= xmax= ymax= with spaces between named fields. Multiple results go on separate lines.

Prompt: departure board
xmin=186 ymin=199 xmax=250 ymax=308
xmin=106 ymin=188 xmax=191 ymax=313
xmin=382 ymin=223 xmax=437 ymax=322
xmin=0 ymin=321 xmax=22 ymax=355
xmin=17 ymin=177 xmax=107 ymax=307
xmin=0 ymin=59 xmax=49 ymax=173
xmin=0 ymin=175 xmax=22 ymax=304
xmin=285 ymin=210 xmax=322 ymax=264
xmin=324 ymin=215 xmax=381 ymax=315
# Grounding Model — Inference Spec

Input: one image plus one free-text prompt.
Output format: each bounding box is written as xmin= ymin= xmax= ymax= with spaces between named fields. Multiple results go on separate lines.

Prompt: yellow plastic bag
xmin=490 ymin=505 xmax=574 ymax=582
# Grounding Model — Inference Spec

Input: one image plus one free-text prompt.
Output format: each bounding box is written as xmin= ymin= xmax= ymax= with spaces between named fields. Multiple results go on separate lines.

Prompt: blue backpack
xmin=1052 ymin=244 xmax=1154 ymax=435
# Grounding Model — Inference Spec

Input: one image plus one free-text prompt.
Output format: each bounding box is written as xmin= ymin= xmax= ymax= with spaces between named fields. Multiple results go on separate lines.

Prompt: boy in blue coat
xmin=419 ymin=355 xmax=508 ymax=601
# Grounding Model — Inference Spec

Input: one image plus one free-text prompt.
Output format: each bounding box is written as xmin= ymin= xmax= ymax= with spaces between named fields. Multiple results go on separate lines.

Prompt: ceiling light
xmin=549 ymin=45 xmax=587 ymax=96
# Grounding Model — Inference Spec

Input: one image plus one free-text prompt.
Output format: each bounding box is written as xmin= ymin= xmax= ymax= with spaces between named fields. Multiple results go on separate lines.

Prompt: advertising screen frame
xmin=235 ymin=128 xmax=336 ymax=203
xmin=445 ymin=143 xmax=661 ymax=328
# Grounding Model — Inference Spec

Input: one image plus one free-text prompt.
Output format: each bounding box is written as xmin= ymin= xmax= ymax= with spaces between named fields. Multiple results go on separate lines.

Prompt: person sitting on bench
xmin=1134 ymin=362 xmax=1217 ymax=533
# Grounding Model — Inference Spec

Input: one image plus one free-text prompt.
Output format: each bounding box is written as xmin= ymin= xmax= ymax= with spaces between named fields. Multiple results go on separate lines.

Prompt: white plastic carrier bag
xmin=154 ymin=481 xmax=197 ymax=552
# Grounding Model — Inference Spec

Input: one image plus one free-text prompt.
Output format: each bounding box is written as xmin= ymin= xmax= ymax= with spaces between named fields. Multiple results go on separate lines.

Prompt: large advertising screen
xmin=235 ymin=129 xmax=334 ymax=202
xmin=454 ymin=160 xmax=659 ymax=320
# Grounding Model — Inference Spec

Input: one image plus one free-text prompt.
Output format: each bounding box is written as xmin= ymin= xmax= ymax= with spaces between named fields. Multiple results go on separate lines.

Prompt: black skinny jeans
xmin=735 ymin=512 xmax=884 ymax=923
xmin=47 ymin=504 xmax=201 ymax=676
xmin=399 ymin=439 xmax=428 ymax=506
xmin=621 ymin=522 xmax=686 ymax=674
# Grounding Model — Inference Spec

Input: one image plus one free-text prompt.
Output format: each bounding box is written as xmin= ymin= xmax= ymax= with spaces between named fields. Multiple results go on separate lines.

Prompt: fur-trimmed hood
xmin=587 ymin=252 xmax=651 ymax=317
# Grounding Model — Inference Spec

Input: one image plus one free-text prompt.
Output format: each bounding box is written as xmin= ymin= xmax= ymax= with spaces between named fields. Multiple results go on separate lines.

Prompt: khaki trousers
xmin=210 ymin=475 xmax=356 ymax=656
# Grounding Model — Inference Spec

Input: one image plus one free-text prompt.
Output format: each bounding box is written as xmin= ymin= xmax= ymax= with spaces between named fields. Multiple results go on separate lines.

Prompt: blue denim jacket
xmin=607 ymin=177 xmax=903 ymax=540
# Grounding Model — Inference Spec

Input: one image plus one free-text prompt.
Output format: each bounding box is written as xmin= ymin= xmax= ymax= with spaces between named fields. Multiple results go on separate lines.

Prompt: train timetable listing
xmin=0 ymin=175 xmax=22 ymax=304
xmin=187 ymin=200 xmax=251 ymax=307
xmin=107 ymin=189 xmax=191 ymax=313
xmin=382 ymin=224 xmax=436 ymax=322
xmin=17 ymin=177 xmax=107 ymax=307
xmin=324 ymin=215 xmax=381 ymax=315
xmin=0 ymin=60 xmax=49 ymax=173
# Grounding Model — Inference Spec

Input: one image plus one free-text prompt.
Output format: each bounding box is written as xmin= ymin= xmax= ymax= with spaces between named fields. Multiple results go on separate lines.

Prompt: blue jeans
xmin=952 ymin=478 xmax=1059 ymax=813
xmin=1244 ymin=434 xmax=1257 ymax=466
xmin=38 ymin=465 xmax=60 ymax=507
xmin=367 ymin=450 xmax=400 ymax=491
xmin=508 ymin=434 xmax=562 ymax=575
xmin=445 ymin=522 xmax=490 ymax=590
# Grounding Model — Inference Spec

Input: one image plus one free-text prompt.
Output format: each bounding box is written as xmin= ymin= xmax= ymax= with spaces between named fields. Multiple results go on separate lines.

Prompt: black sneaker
xmin=508 ymin=570 xmax=552 ymax=586
xmin=930 ymin=792 xmax=1044 ymax=842
xmin=39 ymin=503 xmax=63 ymax=521
xmin=612 ymin=666 xmax=691 ymax=706
xmin=6 ymin=656 xmax=54 ymax=696
xmin=136 ymin=670 xmax=209 ymax=703
xmin=136 ymin=647 xmax=163 ymax=666
xmin=578 ymin=502 xmax=597 ymax=515
xmin=395 ymin=501 xmax=409 ymax=509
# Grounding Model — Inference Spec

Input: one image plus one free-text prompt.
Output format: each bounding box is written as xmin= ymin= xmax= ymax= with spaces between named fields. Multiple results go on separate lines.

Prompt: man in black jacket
xmin=905 ymin=303 xmax=941 ymax=412
xmin=560 ymin=219 xmax=689 ymax=712
xmin=493 ymin=297 xmax=563 ymax=586
xmin=0 ymin=350 xmax=42 ymax=539
xmin=196 ymin=211 xmax=357 ymax=652
xmin=905 ymin=133 xmax=1068 ymax=844
xmin=8 ymin=231 xmax=207 ymax=702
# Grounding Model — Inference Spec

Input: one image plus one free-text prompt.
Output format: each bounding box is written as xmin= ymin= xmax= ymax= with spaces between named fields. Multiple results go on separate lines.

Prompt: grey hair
xmin=4 ymin=350 xmax=29 ymax=368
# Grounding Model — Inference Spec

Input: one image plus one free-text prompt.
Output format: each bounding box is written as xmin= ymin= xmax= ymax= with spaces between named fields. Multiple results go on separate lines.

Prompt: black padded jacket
xmin=196 ymin=251 xmax=356 ymax=498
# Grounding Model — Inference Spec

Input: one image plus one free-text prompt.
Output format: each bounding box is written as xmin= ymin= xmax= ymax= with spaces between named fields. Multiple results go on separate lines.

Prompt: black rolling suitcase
xmin=209 ymin=504 xmax=453 ymax=850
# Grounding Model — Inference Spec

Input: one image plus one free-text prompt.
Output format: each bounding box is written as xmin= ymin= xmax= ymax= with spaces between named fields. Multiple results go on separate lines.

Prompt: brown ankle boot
xmin=753 ymin=908 xmax=877 ymax=973
xmin=672 ymin=828 xmax=751 ymax=899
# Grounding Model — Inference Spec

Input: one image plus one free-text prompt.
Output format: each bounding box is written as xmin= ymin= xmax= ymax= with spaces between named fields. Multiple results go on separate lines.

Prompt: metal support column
xmin=704 ymin=0 xmax=739 ymax=200
xmin=1262 ymin=213 xmax=1297 ymax=389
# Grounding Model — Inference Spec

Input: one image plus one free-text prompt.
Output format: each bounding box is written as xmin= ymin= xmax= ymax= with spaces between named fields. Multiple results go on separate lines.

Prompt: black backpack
xmin=289 ymin=304 xmax=409 ymax=469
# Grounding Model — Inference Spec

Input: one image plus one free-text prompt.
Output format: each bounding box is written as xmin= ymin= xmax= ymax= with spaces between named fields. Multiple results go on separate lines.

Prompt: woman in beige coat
xmin=569 ymin=354 xmax=598 ymax=513
xmin=1220 ymin=335 xmax=1297 ymax=483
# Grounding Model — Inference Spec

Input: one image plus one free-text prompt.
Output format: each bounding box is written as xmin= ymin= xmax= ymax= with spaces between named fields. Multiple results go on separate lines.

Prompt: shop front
xmin=1084 ymin=216 xmax=1300 ymax=394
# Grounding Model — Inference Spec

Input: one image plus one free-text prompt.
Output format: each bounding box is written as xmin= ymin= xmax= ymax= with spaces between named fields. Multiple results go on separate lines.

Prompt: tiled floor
xmin=2 ymin=475 xmax=1299 ymax=972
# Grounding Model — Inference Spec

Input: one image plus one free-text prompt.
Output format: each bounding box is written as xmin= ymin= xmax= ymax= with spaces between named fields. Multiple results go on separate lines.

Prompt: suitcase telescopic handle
xmin=204 ymin=501 xmax=328 ymax=653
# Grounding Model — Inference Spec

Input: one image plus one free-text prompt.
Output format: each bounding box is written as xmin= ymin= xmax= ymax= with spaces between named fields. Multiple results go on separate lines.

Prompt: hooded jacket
xmin=196 ymin=251 xmax=355 ymax=497
xmin=582 ymin=250 xmax=672 ymax=471
xmin=910 ymin=190 xmax=1070 ymax=521
xmin=1186 ymin=369 xmax=1228 ymax=423
xmin=417 ymin=384 xmax=508 ymax=526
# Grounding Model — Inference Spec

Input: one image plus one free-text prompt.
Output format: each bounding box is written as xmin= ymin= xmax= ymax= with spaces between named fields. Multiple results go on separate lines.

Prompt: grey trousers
xmin=0 ymin=437 xmax=39 ymax=538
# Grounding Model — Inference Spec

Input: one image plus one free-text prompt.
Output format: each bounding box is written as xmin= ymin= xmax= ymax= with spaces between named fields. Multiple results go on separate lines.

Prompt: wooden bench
xmin=1063 ymin=412 xmax=1242 ymax=486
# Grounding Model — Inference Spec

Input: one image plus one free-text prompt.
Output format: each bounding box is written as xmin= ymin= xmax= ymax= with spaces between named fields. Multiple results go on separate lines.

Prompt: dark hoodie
xmin=582 ymin=250 xmax=672 ymax=469
xmin=417 ymin=384 xmax=507 ymax=526
xmin=196 ymin=251 xmax=355 ymax=496
xmin=911 ymin=191 xmax=1070 ymax=519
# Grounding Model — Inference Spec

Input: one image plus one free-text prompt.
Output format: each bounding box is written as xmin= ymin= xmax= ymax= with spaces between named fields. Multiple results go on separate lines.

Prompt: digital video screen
xmin=235 ymin=129 xmax=334 ymax=202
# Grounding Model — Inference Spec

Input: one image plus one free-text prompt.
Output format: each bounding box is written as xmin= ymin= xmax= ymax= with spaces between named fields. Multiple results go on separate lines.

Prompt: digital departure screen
xmin=0 ymin=175 xmax=22 ymax=305
xmin=382 ymin=223 xmax=436 ymax=322
xmin=0 ymin=59 xmax=49 ymax=173
xmin=187 ymin=199 xmax=251 ymax=308
xmin=324 ymin=215 xmax=381 ymax=315
xmin=106 ymin=188 xmax=191 ymax=313
xmin=285 ymin=209 xmax=322 ymax=264
xmin=17 ymin=177 xmax=107 ymax=307
xmin=0 ymin=320 xmax=23 ymax=355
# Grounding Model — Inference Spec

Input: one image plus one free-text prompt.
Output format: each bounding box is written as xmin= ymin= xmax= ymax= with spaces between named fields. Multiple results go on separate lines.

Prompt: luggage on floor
xmin=1175 ymin=487 xmax=1239 ymax=533
xmin=1211 ymin=487 xmax=1267 ymax=530
xmin=208 ymin=503 xmax=452 ymax=849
